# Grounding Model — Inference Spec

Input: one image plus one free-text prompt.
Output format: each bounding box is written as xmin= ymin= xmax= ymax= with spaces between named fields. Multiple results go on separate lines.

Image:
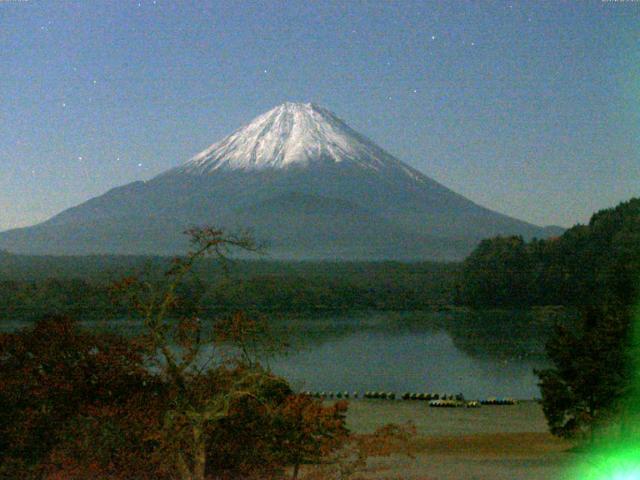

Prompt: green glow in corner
xmin=570 ymin=444 xmax=640 ymax=480
xmin=567 ymin=303 xmax=640 ymax=479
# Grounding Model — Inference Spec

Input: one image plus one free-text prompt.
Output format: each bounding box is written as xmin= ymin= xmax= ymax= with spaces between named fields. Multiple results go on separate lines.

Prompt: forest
xmin=2 ymin=198 xmax=639 ymax=325
xmin=3 ymin=199 xmax=639 ymax=321
xmin=456 ymin=199 xmax=640 ymax=444
xmin=457 ymin=198 xmax=640 ymax=308
xmin=0 ymin=255 xmax=459 ymax=322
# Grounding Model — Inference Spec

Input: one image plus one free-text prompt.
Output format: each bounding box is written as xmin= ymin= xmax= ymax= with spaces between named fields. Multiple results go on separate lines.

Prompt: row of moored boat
xmin=299 ymin=391 xmax=517 ymax=407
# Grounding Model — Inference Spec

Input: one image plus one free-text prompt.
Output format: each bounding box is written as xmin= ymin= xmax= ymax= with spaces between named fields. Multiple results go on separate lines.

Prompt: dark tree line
xmin=458 ymin=198 xmax=640 ymax=308
xmin=0 ymin=260 xmax=459 ymax=323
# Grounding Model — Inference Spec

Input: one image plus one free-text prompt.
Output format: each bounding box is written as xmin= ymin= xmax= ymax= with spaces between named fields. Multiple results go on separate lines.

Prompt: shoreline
xmin=337 ymin=399 xmax=574 ymax=479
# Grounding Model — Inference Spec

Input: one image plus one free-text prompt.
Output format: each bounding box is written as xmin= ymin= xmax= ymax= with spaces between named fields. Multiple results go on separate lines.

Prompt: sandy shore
xmin=340 ymin=400 xmax=576 ymax=479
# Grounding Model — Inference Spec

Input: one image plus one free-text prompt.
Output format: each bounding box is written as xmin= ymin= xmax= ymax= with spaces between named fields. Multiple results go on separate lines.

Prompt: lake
xmin=2 ymin=309 xmax=556 ymax=400
xmin=264 ymin=310 xmax=552 ymax=400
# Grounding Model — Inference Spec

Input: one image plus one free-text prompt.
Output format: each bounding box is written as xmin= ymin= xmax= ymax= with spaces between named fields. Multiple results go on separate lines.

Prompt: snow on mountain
xmin=0 ymin=101 xmax=562 ymax=259
xmin=172 ymin=102 xmax=418 ymax=178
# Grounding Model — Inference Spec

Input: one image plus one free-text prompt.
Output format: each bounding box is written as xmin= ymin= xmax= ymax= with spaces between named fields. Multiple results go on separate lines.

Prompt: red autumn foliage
xmin=0 ymin=316 xmax=350 ymax=479
xmin=0 ymin=315 xmax=162 ymax=479
xmin=271 ymin=395 xmax=349 ymax=478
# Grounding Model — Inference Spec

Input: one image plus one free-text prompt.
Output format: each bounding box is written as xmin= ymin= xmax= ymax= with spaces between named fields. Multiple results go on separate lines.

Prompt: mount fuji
xmin=0 ymin=103 xmax=561 ymax=260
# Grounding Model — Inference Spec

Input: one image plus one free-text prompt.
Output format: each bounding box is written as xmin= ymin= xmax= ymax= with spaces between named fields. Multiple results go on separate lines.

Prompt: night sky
xmin=1 ymin=0 xmax=638 ymax=231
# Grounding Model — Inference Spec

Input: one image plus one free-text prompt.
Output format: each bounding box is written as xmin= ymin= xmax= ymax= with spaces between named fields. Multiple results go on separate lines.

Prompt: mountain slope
xmin=0 ymin=102 xmax=560 ymax=259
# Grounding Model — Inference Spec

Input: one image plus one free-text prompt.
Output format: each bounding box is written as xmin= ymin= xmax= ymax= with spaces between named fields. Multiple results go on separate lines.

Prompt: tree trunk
xmin=292 ymin=462 xmax=300 ymax=480
xmin=193 ymin=425 xmax=207 ymax=480
xmin=177 ymin=452 xmax=192 ymax=480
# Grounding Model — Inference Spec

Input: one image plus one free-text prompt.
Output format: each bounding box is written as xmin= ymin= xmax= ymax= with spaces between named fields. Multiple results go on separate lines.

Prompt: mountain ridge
xmin=0 ymin=102 xmax=563 ymax=259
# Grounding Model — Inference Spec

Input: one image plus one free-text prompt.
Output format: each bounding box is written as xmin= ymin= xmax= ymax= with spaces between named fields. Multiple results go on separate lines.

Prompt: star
xmin=61 ymin=103 xmax=66 ymax=108
xmin=431 ymin=35 xmax=436 ymax=40
xmin=78 ymin=156 xmax=83 ymax=160
xmin=138 ymin=163 xmax=143 ymax=167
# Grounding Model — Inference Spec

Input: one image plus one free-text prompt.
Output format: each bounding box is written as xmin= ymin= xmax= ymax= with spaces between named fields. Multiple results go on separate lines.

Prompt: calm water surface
xmin=3 ymin=310 xmax=553 ymax=400
xmin=265 ymin=311 xmax=551 ymax=400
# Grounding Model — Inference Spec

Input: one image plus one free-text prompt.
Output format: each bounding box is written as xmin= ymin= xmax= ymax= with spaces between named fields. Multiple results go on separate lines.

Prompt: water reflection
xmin=2 ymin=309 xmax=557 ymax=399
xmin=266 ymin=310 xmax=552 ymax=399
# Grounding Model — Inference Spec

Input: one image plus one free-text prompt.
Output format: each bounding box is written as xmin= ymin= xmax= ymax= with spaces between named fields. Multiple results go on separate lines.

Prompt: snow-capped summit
xmin=175 ymin=102 xmax=397 ymax=173
xmin=0 ymin=102 xmax=562 ymax=259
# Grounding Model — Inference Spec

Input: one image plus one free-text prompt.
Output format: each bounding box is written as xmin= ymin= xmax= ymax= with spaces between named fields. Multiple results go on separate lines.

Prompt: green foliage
xmin=0 ymin=278 xmax=120 ymax=321
xmin=535 ymin=304 xmax=633 ymax=440
xmin=526 ymin=198 xmax=640 ymax=443
xmin=458 ymin=197 xmax=640 ymax=307
xmin=0 ymin=259 xmax=460 ymax=324
xmin=454 ymin=198 xmax=640 ymax=443
xmin=456 ymin=236 xmax=533 ymax=306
